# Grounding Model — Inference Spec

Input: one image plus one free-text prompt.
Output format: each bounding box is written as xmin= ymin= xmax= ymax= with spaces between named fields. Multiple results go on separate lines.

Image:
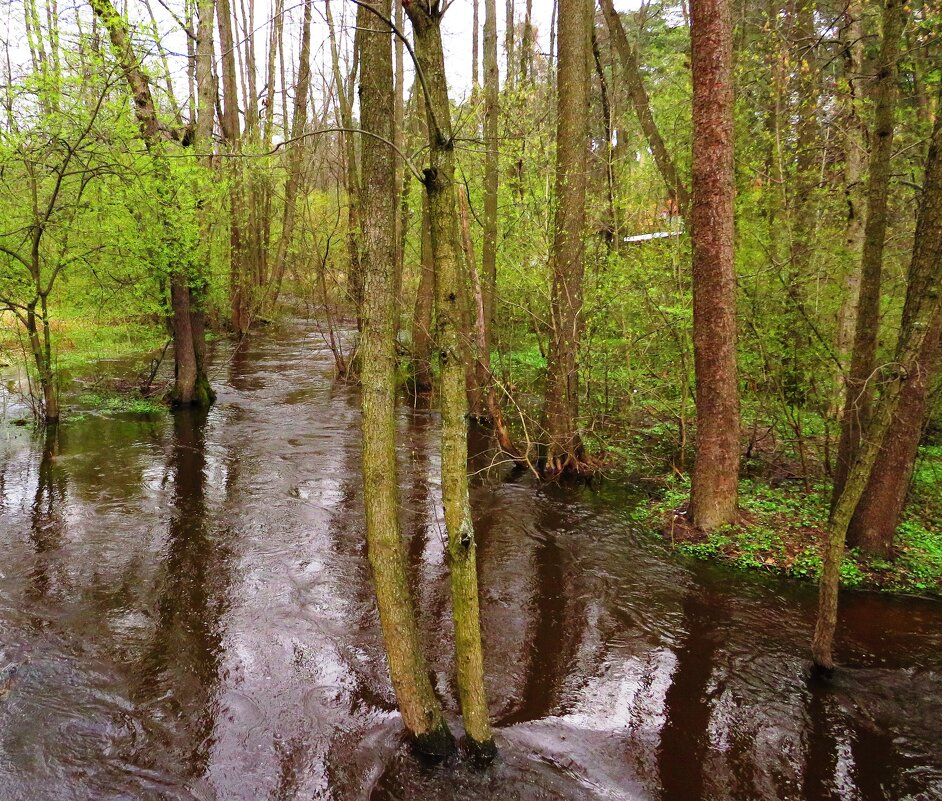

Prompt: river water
xmin=1 ymin=318 xmax=940 ymax=801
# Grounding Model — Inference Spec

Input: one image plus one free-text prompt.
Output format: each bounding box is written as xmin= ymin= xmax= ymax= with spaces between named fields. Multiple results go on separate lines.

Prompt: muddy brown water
xmin=1 ymin=318 xmax=941 ymax=801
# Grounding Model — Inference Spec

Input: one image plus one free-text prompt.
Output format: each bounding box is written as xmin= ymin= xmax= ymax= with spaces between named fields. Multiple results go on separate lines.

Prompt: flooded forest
xmin=1 ymin=0 xmax=941 ymax=798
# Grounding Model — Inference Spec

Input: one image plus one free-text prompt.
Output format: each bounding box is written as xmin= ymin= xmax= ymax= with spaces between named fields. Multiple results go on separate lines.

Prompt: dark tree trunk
xmin=688 ymin=0 xmax=741 ymax=530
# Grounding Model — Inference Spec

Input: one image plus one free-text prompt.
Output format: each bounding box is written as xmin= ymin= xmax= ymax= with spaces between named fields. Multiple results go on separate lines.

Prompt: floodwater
xmin=1 ymin=318 xmax=941 ymax=801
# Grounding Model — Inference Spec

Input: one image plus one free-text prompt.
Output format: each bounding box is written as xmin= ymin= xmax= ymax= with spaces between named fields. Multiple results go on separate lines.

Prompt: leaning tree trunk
xmin=832 ymin=0 xmax=907 ymax=508
xmin=600 ymin=0 xmax=690 ymax=217
xmin=813 ymin=87 xmax=942 ymax=670
xmin=542 ymin=0 xmax=592 ymax=476
xmin=688 ymin=0 xmax=741 ymax=530
xmin=403 ymin=1 xmax=496 ymax=759
xmin=356 ymin=1 xmax=453 ymax=757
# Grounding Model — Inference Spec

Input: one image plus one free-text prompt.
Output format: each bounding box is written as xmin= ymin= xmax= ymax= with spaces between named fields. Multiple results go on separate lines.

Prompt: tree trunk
xmin=813 ymin=93 xmax=942 ymax=669
xmin=832 ymin=0 xmax=907 ymax=508
xmin=270 ymin=0 xmax=312 ymax=306
xmin=843 ymin=80 xmax=942 ymax=558
xmin=325 ymin=0 xmax=362 ymax=330
xmin=543 ymin=0 xmax=591 ymax=475
xmin=216 ymin=0 xmax=248 ymax=335
xmin=404 ymin=2 xmax=496 ymax=759
xmin=482 ymin=0 xmax=499 ymax=342
xmin=170 ymin=275 xmax=199 ymax=406
xmin=357 ymin=2 xmax=453 ymax=757
xmin=833 ymin=1 xmax=867 ymax=392
xmin=505 ymin=0 xmax=515 ymax=89
xmin=688 ymin=0 xmax=740 ymax=530
xmin=411 ymin=189 xmax=435 ymax=393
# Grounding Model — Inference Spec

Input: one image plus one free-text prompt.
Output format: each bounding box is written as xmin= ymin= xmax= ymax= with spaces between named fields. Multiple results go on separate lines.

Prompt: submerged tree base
xmin=411 ymin=722 xmax=458 ymax=762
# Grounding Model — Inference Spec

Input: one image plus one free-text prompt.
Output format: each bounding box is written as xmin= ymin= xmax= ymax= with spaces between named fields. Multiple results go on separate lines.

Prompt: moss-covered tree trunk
xmin=542 ymin=0 xmax=592 ymax=475
xmin=404 ymin=1 xmax=496 ymax=759
xmin=688 ymin=0 xmax=740 ymax=530
xmin=357 ymin=1 xmax=452 ymax=757
xmin=813 ymin=92 xmax=942 ymax=670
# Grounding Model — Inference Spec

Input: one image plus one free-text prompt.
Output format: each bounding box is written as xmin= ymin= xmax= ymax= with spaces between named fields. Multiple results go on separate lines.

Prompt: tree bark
xmin=357 ymin=1 xmax=453 ymax=757
xmin=411 ymin=188 xmax=435 ymax=393
xmin=216 ymin=0 xmax=249 ymax=335
xmin=482 ymin=0 xmax=499 ymax=341
xmin=832 ymin=0 xmax=907 ymax=508
xmin=833 ymin=1 xmax=868 ymax=390
xmin=404 ymin=1 xmax=496 ymax=759
xmin=813 ymin=93 xmax=942 ymax=669
xmin=844 ymin=81 xmax=942 ymax=558
xmin=270 ymin=0 xmax=312 ymax=305
xmin=543 ymin=0 xmax=592 ymax=475
xmin=688 ymin=0 xmax=740 ymax=530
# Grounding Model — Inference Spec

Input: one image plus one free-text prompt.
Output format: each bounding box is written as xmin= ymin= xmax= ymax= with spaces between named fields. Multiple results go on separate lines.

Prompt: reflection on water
xmin=1 ymin=317 xmax=941 ymax=801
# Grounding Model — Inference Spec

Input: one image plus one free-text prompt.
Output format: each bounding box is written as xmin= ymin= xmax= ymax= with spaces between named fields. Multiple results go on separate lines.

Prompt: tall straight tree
xmin=832 ymin=0 xmax=908 ymax=507
xmin=688 ymin=0 xmax=740 ymax=530
xmin=482 ymin=0 xmax=499 ymax=361
xmin=813 ymin=90 xmax=942 ymax=668
xmin=356 ymin=0 xmax=453 ymax=757
xmin=270 ymin=0 xmax=313 ymax=304
xmin=215 ymin=0 xmax=248 ymax=335
xmin=402 ymin=0 xmax=496 ymax=759
xmin=542 ymin=0 xmax=591 ymax=475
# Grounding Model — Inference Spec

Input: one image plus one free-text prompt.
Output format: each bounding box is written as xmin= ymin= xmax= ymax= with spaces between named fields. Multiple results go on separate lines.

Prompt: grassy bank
xmin=1 ymin=310 xmax=168 ymax=418
xmin=636 ymin=446 xmax=942 ymax=597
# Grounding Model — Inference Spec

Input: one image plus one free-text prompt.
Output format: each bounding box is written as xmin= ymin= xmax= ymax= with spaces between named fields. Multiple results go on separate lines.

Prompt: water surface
xmin=1 ymin=318 xmax=940 ymax=800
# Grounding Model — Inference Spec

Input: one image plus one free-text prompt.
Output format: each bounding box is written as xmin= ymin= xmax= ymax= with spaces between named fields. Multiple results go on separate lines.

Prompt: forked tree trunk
xmin=832 ymin=0 xmax=907 ymax=507
xmin=688 ymin=0 xmax=740 ymax=530
xmin=357 ymin=2 xmax=453 ymax=757
xmin=543 ymin=0 xmax=592 ymax=475
xmin=404 ymin=1 xmax=496 ymax=759
xmin=843 ymin=80 xmax=942 ymax=558
xmin=813 ymin=94 xmax=942 ymax=669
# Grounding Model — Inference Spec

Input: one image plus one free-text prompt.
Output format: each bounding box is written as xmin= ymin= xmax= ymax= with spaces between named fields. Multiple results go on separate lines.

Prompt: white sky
xmin=2 ymin=0 xmax=645 ymax=119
